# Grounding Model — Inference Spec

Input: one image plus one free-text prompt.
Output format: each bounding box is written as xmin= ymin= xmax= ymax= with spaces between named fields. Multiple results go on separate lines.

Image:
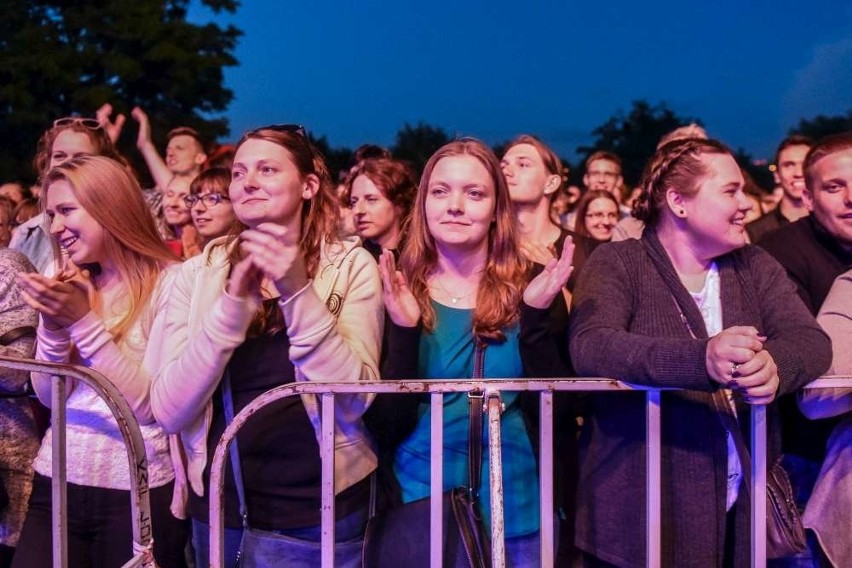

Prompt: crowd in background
xmin=0 ymin=106 xmax=849 ymax=568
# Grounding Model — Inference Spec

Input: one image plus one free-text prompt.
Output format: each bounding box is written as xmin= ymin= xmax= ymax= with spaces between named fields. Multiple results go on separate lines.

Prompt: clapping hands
xmin=18 ymin=264 xmax=94 ymax=330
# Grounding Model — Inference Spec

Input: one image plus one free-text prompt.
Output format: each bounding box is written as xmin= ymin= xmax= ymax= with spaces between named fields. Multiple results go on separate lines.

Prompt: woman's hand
xmin=523 ymin=237 xmax=575 ymax=309
xmin=18 ymin=267 xmax=93 ymax=329
xmin=378 ymin=249 xmax=420 ymax=327
xmin=730 ymin=350 xmax=780 ymax=405
xmin=227 ymin=256 xmax=263 ymax=299
xmin=705 ymin=326 xmax=765 ymax=386
xmin=239 ymin=222 xmax=309 ymax=300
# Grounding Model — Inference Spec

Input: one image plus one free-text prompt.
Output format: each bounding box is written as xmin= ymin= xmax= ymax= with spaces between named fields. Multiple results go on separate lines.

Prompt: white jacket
xmin=148 ymin=236 xmax=382 ymax=500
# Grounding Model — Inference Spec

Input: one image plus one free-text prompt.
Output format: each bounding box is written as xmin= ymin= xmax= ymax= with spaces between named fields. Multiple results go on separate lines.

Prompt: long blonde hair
xmin=42 ymin=155 xmax=177 ymax=342
xmin=400 ymin=138 xmax=530 ymax=343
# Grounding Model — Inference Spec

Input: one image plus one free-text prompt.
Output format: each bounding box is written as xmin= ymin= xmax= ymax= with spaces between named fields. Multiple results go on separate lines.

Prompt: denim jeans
xmin=192 ymin=508 xmax=366 ymax=568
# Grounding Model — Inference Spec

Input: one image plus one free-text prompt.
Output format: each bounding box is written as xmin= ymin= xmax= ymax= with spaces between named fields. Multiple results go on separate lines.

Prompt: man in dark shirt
xmin=747 ymin=135 xmax=813 ymax=243
xmin=758 ymin=132 xmax=852 ymax=566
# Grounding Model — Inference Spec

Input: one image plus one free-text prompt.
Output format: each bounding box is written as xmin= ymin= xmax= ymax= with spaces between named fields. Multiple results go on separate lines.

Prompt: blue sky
xmin=189 ymin=0 xmax=852 ymax=162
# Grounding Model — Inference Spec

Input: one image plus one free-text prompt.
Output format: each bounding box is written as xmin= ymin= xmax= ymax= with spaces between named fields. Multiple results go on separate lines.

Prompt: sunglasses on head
xmin=53 ymin=117 xmax=102 ymax=130
xmin=256 ymin=123 xmax=308 ymax=139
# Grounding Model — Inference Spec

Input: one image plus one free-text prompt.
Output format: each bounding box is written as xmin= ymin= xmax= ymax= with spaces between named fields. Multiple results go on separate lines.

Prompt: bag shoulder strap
xmin=468 ymin=344 xmax=486 ymax=498
xmin=221 ymin=369 xmax=250 ymax=528
xmin=0 ymin=326 xmax=36 ymax=346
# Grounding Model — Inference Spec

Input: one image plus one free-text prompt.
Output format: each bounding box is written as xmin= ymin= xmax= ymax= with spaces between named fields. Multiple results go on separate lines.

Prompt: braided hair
xmin=632 ymin=138 xmax=732 ymax=228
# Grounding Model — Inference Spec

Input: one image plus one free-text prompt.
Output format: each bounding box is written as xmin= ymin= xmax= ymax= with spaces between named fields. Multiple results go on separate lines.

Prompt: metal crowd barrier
xmin=210 ymin=376 xmax=852 ymax=568
xmin=0 ymin=356 xmax=153 ymax=568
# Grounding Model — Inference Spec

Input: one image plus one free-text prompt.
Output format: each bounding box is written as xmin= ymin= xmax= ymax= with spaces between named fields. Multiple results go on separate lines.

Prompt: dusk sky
xmin=188 ymin=0 xmax=852 ymax=162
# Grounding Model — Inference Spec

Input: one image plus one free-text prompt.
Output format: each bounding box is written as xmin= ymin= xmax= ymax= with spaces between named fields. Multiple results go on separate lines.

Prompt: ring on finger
xmin=731 ymin=362 xmax=740 ymax=376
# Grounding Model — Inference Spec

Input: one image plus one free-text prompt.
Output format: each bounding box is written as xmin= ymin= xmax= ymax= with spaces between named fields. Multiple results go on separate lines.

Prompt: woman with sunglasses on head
xmin=552 ymin=138 xmax=831 ymax=566
xmin=13 ymin=155 xmax=187 ymax=567
xmin=149 ymin=124 xmax=383 ymax=567
xmin=186 ymin=167 xmax=238 ymax=251
xmin=11 ymin=116 xmax=129 ymax=273
xmin=377 ymin=138 xmax=572 ymax=566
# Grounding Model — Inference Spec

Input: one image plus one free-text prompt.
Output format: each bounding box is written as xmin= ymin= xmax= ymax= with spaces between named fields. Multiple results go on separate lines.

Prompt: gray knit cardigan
xmin=567 ymin=232 xmax=832 ymax=568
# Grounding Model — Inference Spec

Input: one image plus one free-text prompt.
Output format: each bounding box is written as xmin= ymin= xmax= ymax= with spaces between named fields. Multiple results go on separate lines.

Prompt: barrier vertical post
xmin=751 ymin=405 xmax=767 ymax=568
xmin=487 ymin=393 xmax=505 ymax=566
xmin=51 ymin=376 xmax=68 ymax=568
xmin=540 ymin=391 xmax=555 ymax=568
xmin=430 ymin=393 xmax=444 ymax=568
xmin=646 ymin=390 xmax=662 ymax=568
xmin=321 ymin=393 xmax=337 ymax=568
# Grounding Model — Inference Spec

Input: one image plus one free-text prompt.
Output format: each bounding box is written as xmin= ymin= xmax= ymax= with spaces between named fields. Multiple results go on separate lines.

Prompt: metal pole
xmin=487 ymin=393 xmax=506 ymax=567
xmin=51 ymin=376 xmax=67 ymax=568
xmin=430 ymin=393 xmax=444 ymax=568
xmin=646 ymin=390 xmax=662 ymax=568
xmin=539 ymin=391 xmax=555 ymax=568
xmin=751 ymin=405 xmax=768 ymax=568
xmin=321 ymin=393 xmax=337 ymax=568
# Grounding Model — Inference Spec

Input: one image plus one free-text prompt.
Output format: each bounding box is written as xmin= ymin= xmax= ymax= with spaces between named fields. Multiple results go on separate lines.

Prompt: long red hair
xmin=400 ymin=138 xmax=530 ymax=343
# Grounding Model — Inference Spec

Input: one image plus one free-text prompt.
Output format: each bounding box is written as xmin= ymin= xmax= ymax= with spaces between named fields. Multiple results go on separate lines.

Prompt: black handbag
xmin=362 ymin=345 xmax=491 ymax=568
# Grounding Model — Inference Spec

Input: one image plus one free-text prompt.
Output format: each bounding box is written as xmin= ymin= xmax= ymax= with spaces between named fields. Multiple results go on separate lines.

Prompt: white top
xmin=690 ymin=261 xmax=743 ymax=511
xmin=32 ymin=268 xmax=178 ymax=491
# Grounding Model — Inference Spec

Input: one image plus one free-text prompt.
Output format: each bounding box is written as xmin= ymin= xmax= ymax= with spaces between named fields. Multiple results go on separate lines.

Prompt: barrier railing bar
xmin=0 ymin=356 xmax=153 ymax=568
xmin=51 ymin=377 xmax=67 ymax=568
xmin=539 ymin=390 xmax=555 ymax=568
xmin=430 ymin=392 xmax=444 ymax=568
xmin=487 ymin=392 xmax=506 ymax=566
xmin=751 ymin=405 xmax=768 ymax=567
xmin=646 ymin=390 xmax=662 ymax=568
xmin=804 ymin=376 xmax=851 ymax=389
xmin=321 ymin=393 xmax=336 ymax=568
xmin=208 ymin=376 xmax=852 ymax=567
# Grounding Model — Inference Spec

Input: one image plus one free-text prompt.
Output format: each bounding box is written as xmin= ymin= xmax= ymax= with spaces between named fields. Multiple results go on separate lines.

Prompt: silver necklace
xmin=431 ymin=276 xmax=477 ymax=305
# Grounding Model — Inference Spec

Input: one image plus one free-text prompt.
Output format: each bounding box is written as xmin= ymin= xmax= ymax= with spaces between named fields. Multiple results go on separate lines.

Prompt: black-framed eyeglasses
xmin=184 ymin=193 xmax=230 ymax=208
xmin=53 ymin=117 xmax=102 ymax=130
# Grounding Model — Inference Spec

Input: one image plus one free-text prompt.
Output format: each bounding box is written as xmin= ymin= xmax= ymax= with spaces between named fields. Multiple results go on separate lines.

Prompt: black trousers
xmin=12 ymin=474 xmax=189 ymax=568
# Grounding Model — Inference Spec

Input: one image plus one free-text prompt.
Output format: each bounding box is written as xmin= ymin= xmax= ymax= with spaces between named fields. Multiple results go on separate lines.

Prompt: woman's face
xmin=584 ymin=197 xmax=619 ymax=241
xmin=230 ymin=138 xmax=311 ymax=229
xmin=349 ymin=174 xmax=401 ymax=248
xmin=501 ymin=143 xmax=551 ymax=204
xmin=191 ymin=187 xmax=237 ymax=240
xmin=45 ymin=179 xmax=107 ymax=267
xmin=424 ymin=155 xmax=496 ymax=255
xmin=680 ymin=153 xmax=750 ymax=257
xmin=50 ymin=130 xmax=97 ymax=169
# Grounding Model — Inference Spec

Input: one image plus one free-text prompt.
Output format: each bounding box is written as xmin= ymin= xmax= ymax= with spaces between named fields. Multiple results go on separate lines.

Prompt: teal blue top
xmin=392 ymin=301 xmax=540 ymax=537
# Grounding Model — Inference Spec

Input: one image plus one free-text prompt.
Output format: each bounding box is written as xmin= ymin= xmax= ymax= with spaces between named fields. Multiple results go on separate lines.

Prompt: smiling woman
xmin=12 ymin=155 xmax=187 ymax=568
xmin=149 ymin=125 xmax=383 ymax=568
xmin=560 ymin=138 xmax=831 ymax=565
xmin=369 ymin=139 xmax=565 ymax=566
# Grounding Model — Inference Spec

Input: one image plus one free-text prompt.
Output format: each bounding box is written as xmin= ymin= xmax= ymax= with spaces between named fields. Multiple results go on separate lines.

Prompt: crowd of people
xmin=0 ymin=106 xmax=849 ymax=568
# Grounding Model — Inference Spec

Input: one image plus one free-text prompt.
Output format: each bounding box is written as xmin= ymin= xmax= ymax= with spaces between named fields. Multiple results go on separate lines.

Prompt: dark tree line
xmin=0 ymin=0 xmax=240 ymax=183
